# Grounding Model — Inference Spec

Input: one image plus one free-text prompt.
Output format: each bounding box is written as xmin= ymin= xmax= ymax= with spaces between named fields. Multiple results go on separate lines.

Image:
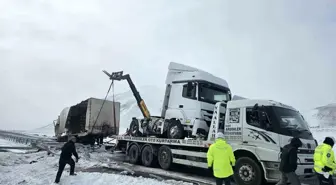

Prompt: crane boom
xmin=103 ymin=70 xmax=151 ymax=119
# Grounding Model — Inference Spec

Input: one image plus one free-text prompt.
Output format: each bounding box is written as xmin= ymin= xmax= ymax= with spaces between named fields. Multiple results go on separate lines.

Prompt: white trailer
xmin=114 ymin=100 xmax=317 ymax=185
xmin=54 ymin=97 xmax=120 ymax=143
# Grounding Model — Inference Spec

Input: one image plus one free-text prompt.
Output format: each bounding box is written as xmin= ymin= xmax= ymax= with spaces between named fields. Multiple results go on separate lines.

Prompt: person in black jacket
xmin=276 ymin=137 xmax=303 ymax=185
xmin=54 ymin=136 xmax=79 ymax=183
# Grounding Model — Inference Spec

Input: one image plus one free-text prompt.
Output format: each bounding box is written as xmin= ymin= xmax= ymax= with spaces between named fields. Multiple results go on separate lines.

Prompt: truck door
xmin=243 ymin=107 xmax=280 ymax=161
xmin=165 ymin=82 xmax=199 ymax=123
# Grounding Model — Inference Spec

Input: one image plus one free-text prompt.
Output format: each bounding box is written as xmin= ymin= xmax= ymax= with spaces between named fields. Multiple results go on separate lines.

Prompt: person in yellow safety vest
xmin=207 ymin=132 xmax=236 ymax=185
xmin=314 ymin=136 xmax=336 ymax=185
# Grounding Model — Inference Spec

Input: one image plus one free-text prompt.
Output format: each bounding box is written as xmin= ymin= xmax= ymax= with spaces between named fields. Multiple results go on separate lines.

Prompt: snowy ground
xmin=0 ymin=139 xmax=191 ymax=185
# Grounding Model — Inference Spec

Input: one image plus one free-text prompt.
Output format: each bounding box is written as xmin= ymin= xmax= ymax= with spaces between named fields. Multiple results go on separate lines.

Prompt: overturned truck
xmin=54 ymin=97 xmax=120 ymax=144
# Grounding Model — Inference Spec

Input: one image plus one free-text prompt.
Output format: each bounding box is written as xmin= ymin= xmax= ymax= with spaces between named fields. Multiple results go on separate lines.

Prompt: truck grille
xmin=201 ymin=109 xmax=225 ymax=127
xmin=298 ymin=149 xmax=314 ymax=154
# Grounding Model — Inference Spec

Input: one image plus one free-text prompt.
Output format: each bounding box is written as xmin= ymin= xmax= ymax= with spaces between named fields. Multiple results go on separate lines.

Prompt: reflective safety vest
xmin=314 ymin=143 xmax=336 ymax=175
xmin=207 ymin=139 xmax=236 ymax=178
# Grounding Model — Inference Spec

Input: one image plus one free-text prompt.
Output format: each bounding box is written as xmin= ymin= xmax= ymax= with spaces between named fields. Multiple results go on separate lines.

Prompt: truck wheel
xmin=167 ymin=119 xmax=184 ymax=139
xmin=128 ymin=119 xmax=141 ymax=137
xmin=141 ymin=145 xmax=156 ymax=167
xmin=158 ymin=145 xmax=172 ymax=170
xmin=128 ymin=144 xmax=140 ymax=164
xmin=233 ymin=157 xmax=263 ymax=185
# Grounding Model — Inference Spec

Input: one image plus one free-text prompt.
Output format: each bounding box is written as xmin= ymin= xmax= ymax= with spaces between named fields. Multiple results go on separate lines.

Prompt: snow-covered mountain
xmin=304 ymin=103 xmax=336 ymax=128
xmin=303 ymin=103 xmax=336 ymax=148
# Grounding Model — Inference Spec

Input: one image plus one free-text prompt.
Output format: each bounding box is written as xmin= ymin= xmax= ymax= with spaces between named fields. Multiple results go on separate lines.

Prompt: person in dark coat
xmin=54 ymin=136 xmax=79 ymax=183
xmin=276 ymin=137 xmax=303 ymax=185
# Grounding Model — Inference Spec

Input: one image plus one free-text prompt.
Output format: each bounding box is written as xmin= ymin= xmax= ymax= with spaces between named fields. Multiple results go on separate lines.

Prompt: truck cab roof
xmin=165 ymin=62 xmax=229 ymax=89
xmin=227 ymin=99 xmax=297 ymax=111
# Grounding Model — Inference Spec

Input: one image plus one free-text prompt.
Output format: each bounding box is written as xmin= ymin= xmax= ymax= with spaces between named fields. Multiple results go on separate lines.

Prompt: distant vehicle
xmin=53 ymin=97 xmax=120 ymax=144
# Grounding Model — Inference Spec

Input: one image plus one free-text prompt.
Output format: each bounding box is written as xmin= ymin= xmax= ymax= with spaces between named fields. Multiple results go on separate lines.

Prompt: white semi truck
xmin=103 ymin=62 xmax=231 ymax=139
xmin=102 ymin=62 xmax=316 ymax=184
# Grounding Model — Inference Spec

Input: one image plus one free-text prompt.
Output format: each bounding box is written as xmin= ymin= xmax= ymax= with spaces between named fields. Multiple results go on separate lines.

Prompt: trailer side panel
xmin=86 ymin=98 xmax=121 ymax=135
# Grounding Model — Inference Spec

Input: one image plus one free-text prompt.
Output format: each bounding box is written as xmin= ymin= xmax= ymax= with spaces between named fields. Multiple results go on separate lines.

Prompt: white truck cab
xmin=161 ymin=62 xmax=231 ymax=138
xmin=208 ymin=99 xmax=316 ymax=184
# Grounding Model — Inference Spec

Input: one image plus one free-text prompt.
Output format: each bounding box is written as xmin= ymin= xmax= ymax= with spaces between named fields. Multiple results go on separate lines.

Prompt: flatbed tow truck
xmin=113 ymin=100 xmax=317 ymax=185
xmin=102 ymin=62 xmax=317 ymax=185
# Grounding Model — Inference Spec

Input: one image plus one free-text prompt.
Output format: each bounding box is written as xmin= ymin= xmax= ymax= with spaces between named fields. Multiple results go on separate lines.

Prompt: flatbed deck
xmin=114 ymin=135 xmax=211 ymax=148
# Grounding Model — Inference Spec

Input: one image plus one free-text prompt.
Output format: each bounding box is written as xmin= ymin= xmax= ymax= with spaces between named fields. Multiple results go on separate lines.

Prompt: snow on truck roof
xmin=166 ymin=62 xmax=229 ymax=89
xmin=228 ymin=99 xmax=297 ymax=111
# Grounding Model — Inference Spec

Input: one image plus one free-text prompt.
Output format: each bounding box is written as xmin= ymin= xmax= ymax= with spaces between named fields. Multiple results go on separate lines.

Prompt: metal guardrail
xmin=0 ymin=146 xmax=35 ymax=150
xmin=0 ymin=130 xmax=53 ymax=148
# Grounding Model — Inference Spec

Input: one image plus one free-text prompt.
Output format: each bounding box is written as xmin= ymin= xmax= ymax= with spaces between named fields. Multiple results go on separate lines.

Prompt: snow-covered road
xmin=0 ymin=139 xmax=192 ymax=185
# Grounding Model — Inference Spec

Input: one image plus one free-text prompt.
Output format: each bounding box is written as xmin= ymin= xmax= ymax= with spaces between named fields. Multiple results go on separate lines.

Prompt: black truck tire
xmin=141 ymin=145 xmax=156 ymax=167
xmin=167 ymin=119 xmax=184 ymax=139
xmin=128 ymin=144 xmax=140 ymax=164
xmin=128 ymin=119 xmax=142 ymax=137
xmin=158 ymin=145 xmax=173 ymax=170
xmin=233 ymin=157 xmax=263 ymax=185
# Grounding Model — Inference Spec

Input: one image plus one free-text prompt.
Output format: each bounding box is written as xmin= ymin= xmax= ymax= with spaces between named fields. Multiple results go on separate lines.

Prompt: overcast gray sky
xmin=0 ymin=0 xmax=335 ymax=130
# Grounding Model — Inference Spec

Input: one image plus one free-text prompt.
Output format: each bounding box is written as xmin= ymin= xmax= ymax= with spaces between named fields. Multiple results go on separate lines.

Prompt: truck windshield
xmin=271 ymin=107 xmax=313 ymax=140
xmin=198 ymin=83 xmax=231 ymax=104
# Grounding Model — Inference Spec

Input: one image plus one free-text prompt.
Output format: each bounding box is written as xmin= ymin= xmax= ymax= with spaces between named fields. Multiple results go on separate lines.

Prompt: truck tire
xmin=128 ymin=144 xmax=140 ymax=164
xmin=233 ymin=157 xmax=263 ymax=185
xmin=128 ymin=119 xmax=141 ymax=137
xmin=158 ymin=145 xmax=172 ymax=170
xmin=141 ymin=145 xmax=156 ymax=167
xmin=167 ymin=119 xmax=184 ymax=139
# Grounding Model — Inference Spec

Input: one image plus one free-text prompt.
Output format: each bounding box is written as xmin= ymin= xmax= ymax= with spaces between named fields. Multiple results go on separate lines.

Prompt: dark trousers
xmin=276 ymin=171 xmax=301 ymax=185
xmin=55 ymin=158 xmax=75 ymax=183
xmin=317 ymin=173 xmax=334 ymax=185
xmin=215 ymin=177 xmax=231 ymax=185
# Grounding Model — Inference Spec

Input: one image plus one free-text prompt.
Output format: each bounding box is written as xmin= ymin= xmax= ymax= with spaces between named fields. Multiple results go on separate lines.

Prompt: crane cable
xmin=91 ymin=80 xmax=114 ymax=134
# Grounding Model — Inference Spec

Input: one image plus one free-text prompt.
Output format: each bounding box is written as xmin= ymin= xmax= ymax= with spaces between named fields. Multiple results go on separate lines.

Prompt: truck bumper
xmin=263 ymin=162 xmax=314 ymax=183
xmin=296 ymin=164 xmax=315 ymax=178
